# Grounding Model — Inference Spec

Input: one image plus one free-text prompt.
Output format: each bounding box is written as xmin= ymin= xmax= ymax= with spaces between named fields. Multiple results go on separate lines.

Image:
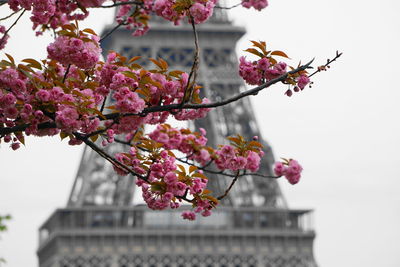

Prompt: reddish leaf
xmin=271 ymin=50 xmax=290 ymax=59
xmin=82 ymin=28 xmax=97 ymax=35
xmin=22 ymin=58 xmax=42 ymax=70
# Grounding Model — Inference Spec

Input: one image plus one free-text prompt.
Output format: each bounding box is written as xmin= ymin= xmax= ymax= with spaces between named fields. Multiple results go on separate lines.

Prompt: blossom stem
xmin=217 ymin=170 xmax=240 ymax=200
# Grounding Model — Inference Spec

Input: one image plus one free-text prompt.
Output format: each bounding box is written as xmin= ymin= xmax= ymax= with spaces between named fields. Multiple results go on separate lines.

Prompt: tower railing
xmin=38 ymin=206 xmax=314 ymax=247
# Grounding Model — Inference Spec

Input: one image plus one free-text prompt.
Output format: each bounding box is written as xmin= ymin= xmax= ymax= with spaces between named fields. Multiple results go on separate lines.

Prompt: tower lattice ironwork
xmin=38 ymin=9 xmax=317 ymax=267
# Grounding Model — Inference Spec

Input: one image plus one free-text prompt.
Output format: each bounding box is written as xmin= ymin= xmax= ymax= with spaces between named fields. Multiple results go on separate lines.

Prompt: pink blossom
xmin=164 ymin=171 xmax=177 ymax=185
xmin=189 ymin=1 xmax=214 ymax=24
xmin=47 ymin=35 xmax=101 ymax=69
xmin=297 ymin=74 xmax=310 ymax=90
xmin=11 ymin=142 xmax=20 ymax=150
xmin=0 ymin=25 xmax=9 ymax=50
xmin=274 ymin=160 xmax=303 ymax=185
xmin=246 ymin=151 xmax=261 ymax=172
xmin=36 ymin=89 xmax=51 ymax=102
xmin=241 ymin=0 xmax=269 ymax=11
xmin=181 ymin=211 xmax=196 ymax=220
xmin=274 ymin=162 xmax=286 ymax=176
xmin=257 ymin=57 xmax=270 ymax=71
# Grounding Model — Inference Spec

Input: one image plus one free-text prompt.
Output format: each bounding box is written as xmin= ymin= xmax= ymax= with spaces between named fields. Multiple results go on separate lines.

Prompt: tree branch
xmin=74 ymin=132 xmax=150 ymax=183
xmin=0 ymin=60 xmax=313 ymax=137
xmin=215 ymin=2 xmax=242 ymax=10
xmin=104 ymin=59 xmax=314 ymax=119
xmin=0 ymin=9 xmax=21 ymax=21
xmin=181 ymin=16 xmax=200 ymax=106
xmin=217 ymin=170 xmax=240 ymax=200
xmin=308 ymin=51 xmax=342 ymax=78
xmin=0 ymin=9 xmax=25 ymax=45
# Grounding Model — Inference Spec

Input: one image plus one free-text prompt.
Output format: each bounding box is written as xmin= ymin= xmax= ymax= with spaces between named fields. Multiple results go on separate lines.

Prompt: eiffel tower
xmin=37 ymin=7 xmax=317 ymax=267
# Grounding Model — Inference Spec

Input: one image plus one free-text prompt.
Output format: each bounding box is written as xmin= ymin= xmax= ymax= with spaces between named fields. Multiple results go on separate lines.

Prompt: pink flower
xmin=274 ymin=159 xmax=303 ymax=185
xmin=11 ymin=142 xmax=20 ymax=150
xmin=189 ymin=1 xmax=214 ymax=24
xmin=164 ymin=171 xmax=177 ymax=185
xmin=274 ymin=162 xmax=286 ymax=176
xmin=257 ymin=58 xmax=270 ymax=71
xmin=246 ymin=151 xmax=261 ymax=172
xmin=0 ymin=25 xmax=9 ymax=50
xmin=241 ymin=0 xmax=268 ymax=11
xmin=297 ymin=74 xmax=310 ymax=90
xmin=36 ymin=89 xmax=51 ymax=102
xmin=181 ymin=211 xmax=196 ymax=221
xmin=47 ymin=35 xmax=101 ymax=69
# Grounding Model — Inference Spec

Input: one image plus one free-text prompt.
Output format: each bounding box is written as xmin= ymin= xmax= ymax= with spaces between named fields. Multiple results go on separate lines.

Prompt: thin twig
xmin=0 ymin=9 xmax=25 ymax=45
xmin=74 ymin=132 xmax=149 ymax=183
xmin=100 ymin=23 xmax=124 ymax=43
xmin=181 ymin=16 xmax=200 ymax=106
xmin=308 ymin=51 xmax=342 ymax=78
xmin=217 ymin=170 xmax=240 ymax=200
xmin=0 ymin=9 xmax=21 ymax=21
xmin=113 ymin=137 xmax=132 ymax=146
xmin=83 ymin=121 xmax=115 ymax=139
xmin=100 ymin=95 xmax=108 ymax=113
xmin=215 ymin=2 xmax=242 ymax=9
xmin=100 ymin=5 xmax=140 ymax=42
xmin=62 ymin=64 xmax=71 ymax=83
xmin=176 ymin=157 xmax=276 ymax=179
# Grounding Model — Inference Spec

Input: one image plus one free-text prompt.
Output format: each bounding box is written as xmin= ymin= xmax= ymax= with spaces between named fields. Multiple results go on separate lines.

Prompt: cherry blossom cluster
xmin=215 ymin=145 xmax=263 ymax=172
xmin=241 ymin=0 xmax=269 ymax=11
xmin=116 ymin=0 xmax=153 ymax=36
xmin=111 ymin=124 xmax=270 ymax=219
xmin=0 ymin=25 xmax=212 ymax=150
xmin=274 ymin=159 xmax=303 ymax=185
xmin=47 ymin=35 xmax=101 ymax=69
xmin=239 ymin=41 xmax=311 ymax=97
xmin=113 ymin=141 xmax=216 ymax=219
xmin=239 ymin=56 xmax=287 ymax=85
xmin=8 ymin=0 xmax=106 ymax=33
xmin=154 ymin=0 xmax=217 ymax=25
xmin=149 ymin=124 xmax=211 ymax=164
xmin=213 ymin=135 xmax=264 ymax=173
xmin=0 ymin=0 xmax=275 ymax=51
xmin=0 ymin=26 xmax=9 ymax=50
xmin=0 ymin=0 xmax=318 ymax=220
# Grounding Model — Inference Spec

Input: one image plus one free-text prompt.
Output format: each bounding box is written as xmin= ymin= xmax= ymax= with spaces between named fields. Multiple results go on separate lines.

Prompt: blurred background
xmin=0 ymin=0 xmax=400 ymax=266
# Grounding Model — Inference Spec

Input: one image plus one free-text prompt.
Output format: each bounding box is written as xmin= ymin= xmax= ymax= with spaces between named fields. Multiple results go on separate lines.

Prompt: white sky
xmin=1 ymin=0 xmax=400 ymax=266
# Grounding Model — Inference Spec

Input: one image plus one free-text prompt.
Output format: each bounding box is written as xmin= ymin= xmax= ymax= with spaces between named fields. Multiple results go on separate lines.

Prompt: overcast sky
xmin=1 ymin=0 xmax=400 ymax=266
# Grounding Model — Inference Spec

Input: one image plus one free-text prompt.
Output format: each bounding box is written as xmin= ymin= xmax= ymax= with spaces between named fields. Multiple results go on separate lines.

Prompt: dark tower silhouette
xmin=38 ymin=8 xmax=317 ymax=267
